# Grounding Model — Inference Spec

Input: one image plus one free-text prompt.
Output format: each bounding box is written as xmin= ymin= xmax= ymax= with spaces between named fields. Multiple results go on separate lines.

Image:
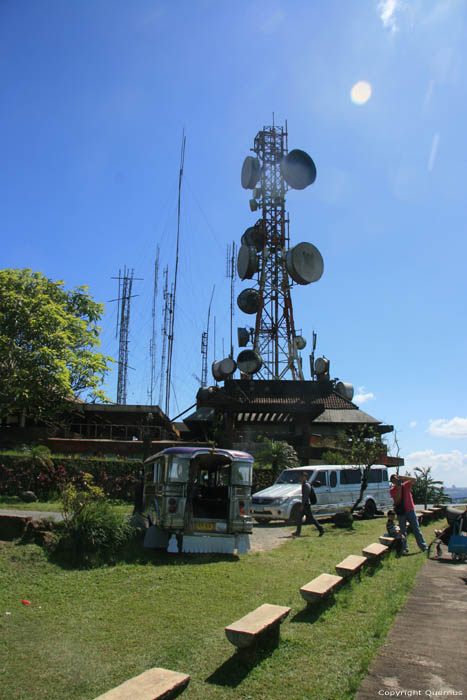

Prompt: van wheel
xmin=288 ymin=504 xmax=302 ymax=525
xmin=364 ymin=500 xmax=376 ymax=519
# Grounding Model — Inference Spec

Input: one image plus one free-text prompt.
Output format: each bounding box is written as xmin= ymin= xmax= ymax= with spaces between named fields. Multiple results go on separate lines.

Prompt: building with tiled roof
xmin=184 ymin=378 xmax=399 ymax=465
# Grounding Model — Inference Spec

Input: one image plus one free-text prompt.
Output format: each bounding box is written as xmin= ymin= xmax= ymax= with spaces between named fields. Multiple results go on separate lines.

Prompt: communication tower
xmin=211 ymin=120 xmax=323 ymax=383
xmin=112 ymin=266 xmax=142 ymax=404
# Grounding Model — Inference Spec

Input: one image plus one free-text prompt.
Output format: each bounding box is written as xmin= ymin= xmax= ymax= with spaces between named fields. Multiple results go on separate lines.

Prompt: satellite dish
xmin=237 ymin=327 xmax=250 ymax=347
xmin=237 ymin=245 xmax=258 ymax=280
xmin=280 ymin=149 xmax=317 ymax=190
xmin=336 ymin=382 xmax=354 ymax=401
xmin=237 ymin=349 xmax=262 ymax=374
xmin=286 ymin=242 xmax=324 ymax=285
xmin=241 ymin=156 xmax=261 ymax=189
xmin=314 ymin=357 xmax=329 ymax=375
xmin=294 ymin=336 xmax=306 ymax=350
xmin=241 ymin=225 xmax=265 ymax=252
xmin=212 ymin=358 xmax=237 ymax=382
xmin=237 ymin=288 xmax=261 ymax=314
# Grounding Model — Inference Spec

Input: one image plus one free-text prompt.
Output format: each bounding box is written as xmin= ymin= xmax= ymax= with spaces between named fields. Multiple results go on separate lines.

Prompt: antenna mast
xmin=111 ymin=267 xmax=142 ymax=404
xmin=148 ymin=246 xmax=160 ymax=405
xmin=165 ymin=131 xmax=186 ymax=416
xmin=226 ymin=242 xmax=236 ymax=358
xmin=159 ymin=266 xmax=169 ymax=408
xmin=200 ymin=286 xmax=215 ymax=387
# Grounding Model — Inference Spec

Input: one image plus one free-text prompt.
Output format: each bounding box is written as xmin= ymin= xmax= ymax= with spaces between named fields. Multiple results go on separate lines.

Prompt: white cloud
xmin=354 ymin=387 xmax=375 ymax=404
xmin=409 ymin=421 xmax=417 ymax=428
xmin=405 ymin=449 xmax=467 ymax=487
xmin=378 ymin=0 xmax=399 ymax=31
xmin=428 ymin=417 xmax=467 ymax=439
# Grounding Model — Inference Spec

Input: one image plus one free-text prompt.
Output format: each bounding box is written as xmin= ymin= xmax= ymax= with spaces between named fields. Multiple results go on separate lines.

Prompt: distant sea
xmin=444 ymin=487 xmax=467 ymax=503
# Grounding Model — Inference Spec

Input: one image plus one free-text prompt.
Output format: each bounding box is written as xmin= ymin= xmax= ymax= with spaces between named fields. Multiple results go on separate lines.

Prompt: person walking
xmin=389 ymin=474 xmax=427 ymax=553
xmin=292 ymin=472 xmax=324 ymax=537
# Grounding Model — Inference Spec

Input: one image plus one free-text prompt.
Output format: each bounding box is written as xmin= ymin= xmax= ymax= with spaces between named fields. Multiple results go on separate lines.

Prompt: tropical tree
xmin=0 ymin=268 xmax=112 ymax=423
xmin=322 ymin=426 xmax=388 ymax=514
xmin=411 ymin=466 xmax=451 ymax=508
xmin=255 ymin=438 xmax=299 ymax=481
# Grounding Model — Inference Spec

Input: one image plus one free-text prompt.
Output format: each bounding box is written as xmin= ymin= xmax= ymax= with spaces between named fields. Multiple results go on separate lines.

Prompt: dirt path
xmin=249 ymin=522 xmax=296 ymax=552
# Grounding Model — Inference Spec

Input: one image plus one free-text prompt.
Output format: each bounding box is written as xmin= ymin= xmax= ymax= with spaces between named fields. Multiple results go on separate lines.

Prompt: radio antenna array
xmin=111 ymin=266 xmax=142 ymax=404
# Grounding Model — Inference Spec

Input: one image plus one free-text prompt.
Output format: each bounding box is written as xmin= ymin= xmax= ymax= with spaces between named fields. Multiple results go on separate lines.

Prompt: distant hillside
xmin=444 ymin=487 xmax=467 ymax=503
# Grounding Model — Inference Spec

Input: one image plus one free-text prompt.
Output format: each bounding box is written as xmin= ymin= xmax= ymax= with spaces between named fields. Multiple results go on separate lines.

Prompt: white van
xmin=250 ymin=464 xmax=392 ymax=523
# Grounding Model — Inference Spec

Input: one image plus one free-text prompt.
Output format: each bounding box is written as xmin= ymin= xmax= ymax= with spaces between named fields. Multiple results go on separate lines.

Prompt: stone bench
xmin=300 ymin=573 xmax=343 ymax=604
xmin=335 ymin=554 xmax=367 ymax=578
xmin=225 ymin=603 xmax=290 ymax=655
xmin=93 ymin=668 xmax=190 ymax=700
xmin=362 ymin=542 xmax=388 ymax=559
xmin=379 ymin=536 xmax=395 ymax=548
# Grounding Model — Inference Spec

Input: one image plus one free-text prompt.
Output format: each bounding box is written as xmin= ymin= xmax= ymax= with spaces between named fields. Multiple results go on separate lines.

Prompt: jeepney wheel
xmin=364 ymin=500 xmax=376 ymax=519
xmin=288 ymin=504 xmax=302 ymax=525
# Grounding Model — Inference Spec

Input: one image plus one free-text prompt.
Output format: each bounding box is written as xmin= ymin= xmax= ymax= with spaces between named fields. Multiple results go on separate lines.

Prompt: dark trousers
xmin=295 ymin=503 xmax=323 ymax=535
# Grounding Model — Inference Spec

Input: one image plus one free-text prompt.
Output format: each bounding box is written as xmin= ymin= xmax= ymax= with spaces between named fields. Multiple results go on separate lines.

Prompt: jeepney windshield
xmin=167 ymin=456 xmax=189 ymax=482
xmin=232 ymin=461 xmax=253 ymax=485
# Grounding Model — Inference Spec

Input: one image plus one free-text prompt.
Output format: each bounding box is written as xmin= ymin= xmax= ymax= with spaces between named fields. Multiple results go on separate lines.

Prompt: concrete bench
xmin=362 ymin=542 xmax=389 ymax=559
xmin=335 ymin=554 xmax=367 ymax=578
xmin=300 ymin=573 xmax=343 ymax=604
xmin=379 ymin=536 xmax=395 ymax=548
xmin=225 ymin=603 xmax=290 ymax=655
xmin=93 ymin=668 xmax=190 ymax=700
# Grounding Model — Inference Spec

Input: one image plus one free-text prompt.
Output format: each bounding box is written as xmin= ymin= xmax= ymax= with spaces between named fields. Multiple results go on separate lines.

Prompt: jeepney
xmin=140 ymin=446 xmax=254 ymax=553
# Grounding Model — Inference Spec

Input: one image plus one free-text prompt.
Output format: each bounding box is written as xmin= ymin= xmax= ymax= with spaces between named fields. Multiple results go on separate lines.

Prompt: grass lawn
xmin=0 ymin=517 xmax=437 ymax=700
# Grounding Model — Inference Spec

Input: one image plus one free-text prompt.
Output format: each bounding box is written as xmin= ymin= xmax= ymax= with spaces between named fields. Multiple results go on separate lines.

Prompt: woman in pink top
xmin=389 ymin=474 xmax=427 ymax=553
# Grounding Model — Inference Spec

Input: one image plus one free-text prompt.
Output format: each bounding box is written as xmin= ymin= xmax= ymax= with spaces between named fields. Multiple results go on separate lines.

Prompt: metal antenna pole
xmin=148 ymin=246 xmax=159 ymax=405
xmin=159 ymin=266 xmax=169 ymax=408
xmin=165 ymin=131 xmax=186 ymax=416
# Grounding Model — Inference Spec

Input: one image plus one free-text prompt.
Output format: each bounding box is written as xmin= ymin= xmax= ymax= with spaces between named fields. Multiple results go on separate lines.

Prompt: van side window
xmin=367 ymin=469 xmax=382 ymax=483
xmin=329 ymin=471 xmax=337 ymax=488
xmin=382 ymin=469 xmax=388 ymax=482
xmin=315 ymin=471 xmax=327 ymax=487
xmin=340 ymin=469 xmax=362 ymax=484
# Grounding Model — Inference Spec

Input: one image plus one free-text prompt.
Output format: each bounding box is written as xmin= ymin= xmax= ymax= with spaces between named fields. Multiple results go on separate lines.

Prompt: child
xmin=386 ymin=509 xmax=406 ymax=555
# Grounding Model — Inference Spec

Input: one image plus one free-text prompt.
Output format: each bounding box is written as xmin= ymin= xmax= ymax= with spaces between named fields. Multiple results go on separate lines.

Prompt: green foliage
xmin=19 ymin=444 xmax=54 ymax=469
xmin=56 ymin=474 xmax=132 ymax=566
xmin=0 ymin=452 xmax=140 ymax=500
xmin=60 ymin=472 xmax=105 ymax=522
xmin=323 ymin=427 xmax=388 ymax=513
xmin=255 ymin=437 xmax=299 ymax=480
xmin=0 ymin=268 xmax=113 ymax=422
xmin=322 ymin=426 xmax=386 ymax=467
xmin=411 ymin=466 xmax=451 ymax=507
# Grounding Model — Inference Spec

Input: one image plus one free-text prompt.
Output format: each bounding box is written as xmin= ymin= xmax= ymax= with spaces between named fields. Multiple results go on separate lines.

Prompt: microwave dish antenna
xmin=286 ymin=242 xmax=324 ymax=285
xmin=280 ymin=148 xmax=317 ymax=190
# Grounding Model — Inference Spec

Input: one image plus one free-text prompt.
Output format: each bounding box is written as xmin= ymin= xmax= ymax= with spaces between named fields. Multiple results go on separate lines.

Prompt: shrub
xmin=55 ymin=474 xmax=132 ymax=567
xmin=0 ymin=453 xmax=140 ymax=501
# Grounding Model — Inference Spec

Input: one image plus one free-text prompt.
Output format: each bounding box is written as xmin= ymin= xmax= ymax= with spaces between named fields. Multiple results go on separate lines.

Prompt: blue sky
xmin=2 ymin=0 xmax=467 ymax=486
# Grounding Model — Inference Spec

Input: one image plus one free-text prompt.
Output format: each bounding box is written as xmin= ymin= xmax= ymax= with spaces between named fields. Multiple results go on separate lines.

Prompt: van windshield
xmin=276 ymin=470 xmax=314 ymax=484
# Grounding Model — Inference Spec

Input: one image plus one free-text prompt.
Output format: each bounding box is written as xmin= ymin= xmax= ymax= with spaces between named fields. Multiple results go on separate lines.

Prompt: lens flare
xmin=350 ymin=81 xmax=372 ymax=105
